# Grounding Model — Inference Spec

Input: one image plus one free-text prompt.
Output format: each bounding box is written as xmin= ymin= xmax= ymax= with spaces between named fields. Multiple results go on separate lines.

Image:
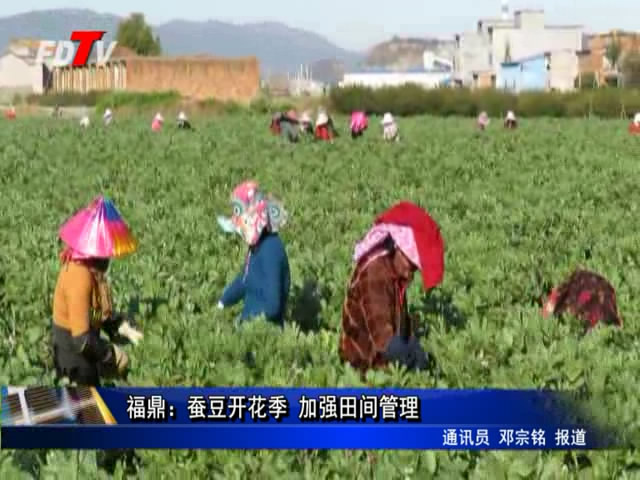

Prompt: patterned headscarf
xmin=217 ymin=181 xmax=287 ymax=246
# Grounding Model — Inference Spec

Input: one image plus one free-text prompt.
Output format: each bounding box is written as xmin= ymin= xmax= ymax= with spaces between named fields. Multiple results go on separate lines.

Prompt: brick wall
xmin=124 ymin=56 xmax=259 ymax=102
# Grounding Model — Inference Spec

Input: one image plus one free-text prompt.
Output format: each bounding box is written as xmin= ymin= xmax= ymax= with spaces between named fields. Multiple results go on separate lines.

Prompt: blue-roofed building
xmin=498 ymin=53 xmax=549 ymax=91
xmin=339 ymin=51 xmax=453 ymax=89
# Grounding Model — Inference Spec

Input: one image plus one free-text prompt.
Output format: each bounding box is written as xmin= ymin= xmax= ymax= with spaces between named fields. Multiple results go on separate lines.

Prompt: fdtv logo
xmin=35 ymin=31 xmax=118 ymax=67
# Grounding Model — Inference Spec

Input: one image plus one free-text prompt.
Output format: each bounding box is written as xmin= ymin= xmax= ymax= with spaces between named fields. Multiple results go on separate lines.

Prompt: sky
xmin=0 ymin=1 xmax=637 ymax=51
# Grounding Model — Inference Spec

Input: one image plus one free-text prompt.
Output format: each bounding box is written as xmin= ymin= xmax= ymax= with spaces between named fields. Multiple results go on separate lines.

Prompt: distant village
xmin=0 ymin=3 xmax=638 ymax=103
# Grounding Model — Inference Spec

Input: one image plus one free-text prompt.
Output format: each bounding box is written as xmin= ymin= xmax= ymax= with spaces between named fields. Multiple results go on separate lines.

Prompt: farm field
xmin=0 ymin=114 xmax=639 ymax=478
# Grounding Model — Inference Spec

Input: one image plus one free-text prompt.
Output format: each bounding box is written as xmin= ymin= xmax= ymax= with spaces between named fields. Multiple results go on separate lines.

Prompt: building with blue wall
xmin=498 ymin=53 xmax=549 ymax=92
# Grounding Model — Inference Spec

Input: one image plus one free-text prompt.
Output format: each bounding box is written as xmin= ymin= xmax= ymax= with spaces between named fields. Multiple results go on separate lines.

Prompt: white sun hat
xmin=300 ymin=111 xmax=311 ymax=123
xmin=316 ymin=112 xmax=329 ymax=126
xmin=506 ymin=110 xmax=516 ymax=121
xmin=178 ymin=111 xmax=187 ymax=121
xmin=634 ymin=112 xmax=640 ymax=124
xmin=80 ymin=116 xmax=90 ymax=127
xmin=154 ymin=112 xmax=164 ymax=122
xmin=381 ymin=112 xmax=395 ymax=125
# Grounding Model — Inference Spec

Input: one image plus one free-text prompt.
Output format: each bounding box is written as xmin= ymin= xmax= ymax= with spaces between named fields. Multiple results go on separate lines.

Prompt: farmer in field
xmin=52 ymin=198 xmax=142 ymax=474
xmin=381 ymin=112 xmax=399 ymax=142
xmin=103 ymin=108 xmax=113 ymax=126
xmin=542 ymin=269 xmax=622 ymax=332
xmin=52 ymin=195 xmax=142 ymax=388
xmin=299 ymin=111 xmax=313 ymax=135
xmin=5 ymin=105 xmax=16 ymax=120
xmin=270 ymin=111 xmax=299 ymax=142
xmin=151 ymin=112 xmax=163 ymax=131
xmin=350 ymin=111 xmax=368 ymax=139
xmin=177 ymin=111 xmax=192 ymax=129
xmin=80 ymin=115 xmax=90 ymax=128
xmin=339 ymin=201 xmax=445 ymax=374
xmin=477 ymin=111 xmax=490 ymax=130
xmin=629 ymin=113 xmax=640 ymax=134
xmin=315 ymin=109 xmax=337 ymax=141
xmin=504 ymin=110 xmax=518 ymax=129
xmin=216 ymin=181 xmax=291 ymax=327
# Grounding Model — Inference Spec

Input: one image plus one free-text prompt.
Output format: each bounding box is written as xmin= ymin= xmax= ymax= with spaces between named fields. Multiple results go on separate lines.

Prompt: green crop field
xmin=0 ymin=115 xmax=639 ymax=478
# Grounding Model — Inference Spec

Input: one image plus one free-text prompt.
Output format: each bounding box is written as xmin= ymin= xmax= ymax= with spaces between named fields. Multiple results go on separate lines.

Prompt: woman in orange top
xmin=52 ymin=196 xmax=141 ymax=386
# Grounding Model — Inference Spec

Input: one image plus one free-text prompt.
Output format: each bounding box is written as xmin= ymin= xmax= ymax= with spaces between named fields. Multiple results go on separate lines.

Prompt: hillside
xmin=365 ymin=36 xmax=456 ymax=70
xmin=0 ymin=9 xmax=362 ymax=75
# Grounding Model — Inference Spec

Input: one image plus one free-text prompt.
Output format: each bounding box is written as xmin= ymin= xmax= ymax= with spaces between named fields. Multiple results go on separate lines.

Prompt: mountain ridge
xmin=0 ymin=8 xmax=362 ymax=76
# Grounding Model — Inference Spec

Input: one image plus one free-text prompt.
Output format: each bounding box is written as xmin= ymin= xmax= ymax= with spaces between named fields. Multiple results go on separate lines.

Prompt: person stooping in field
xmin=315 ymin=109 xmax=337 ymax=141
xmin=5 ymin=105 xmax=16 ymax=120
xmin=504 ymin=110 xmax=518 ymax=129
xmin=177 ymin=111 xmax=192 ymax=129
xmin=52 ymin=196 xmax=143 ymax=387
xmin=52 ymin=196 xmax=143 ymax=473
xmin=629 ymin=113 xmax=640 ymax=134
xmin=270 ymin=110 xmax=299 ymax=142
xmin=381 ymin=112 xmax=399 ymax=142
xmin=542 ymin=269 xmax=622 ymax=333
xmin=350 ymin=111 xmax=368 ymax=139
xmin=477 ymin=111 xmax=490 ymax=131
xmin=339 ymin=201 xmax=445 ymax=375
xmin=151 ymin=112 xmax=163 ymax=131
xmin=299 ymin=111 xmax=313 ymax=135
xmin=103 ymin=108 xmax=113 ymax=126
xmin=216 ymin=181 xmax=291 ymax=327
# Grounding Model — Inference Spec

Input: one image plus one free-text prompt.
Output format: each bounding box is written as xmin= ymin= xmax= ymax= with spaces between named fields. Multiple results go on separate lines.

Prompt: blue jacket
xmin=219 ymin=232 xmax=290 ymax=325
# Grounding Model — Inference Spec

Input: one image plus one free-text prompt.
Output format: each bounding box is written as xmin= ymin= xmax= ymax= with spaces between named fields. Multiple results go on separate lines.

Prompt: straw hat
xmin=80 ymin=116 xmax=90 ymax=128
xmin=154 ymin=112 xmax=164 ymax=123
xmin=382 ymin=112 xmax=394 ymax=125
xmin=506 ymin=110 xmax=516 ymax=121
xmin=316 ymin=112 xmax=329 ymax=126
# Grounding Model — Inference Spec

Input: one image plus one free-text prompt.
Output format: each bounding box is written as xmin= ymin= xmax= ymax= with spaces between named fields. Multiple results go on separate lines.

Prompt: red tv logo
xmin=35 ymin=31 xmax=118 ymax=67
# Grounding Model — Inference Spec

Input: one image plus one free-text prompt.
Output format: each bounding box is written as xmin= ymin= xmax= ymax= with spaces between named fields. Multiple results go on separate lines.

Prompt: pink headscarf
xmin=354 ymin=223 xmax=421 ymax=269
xmin=350 ymin=111 xmax=368 ymax=132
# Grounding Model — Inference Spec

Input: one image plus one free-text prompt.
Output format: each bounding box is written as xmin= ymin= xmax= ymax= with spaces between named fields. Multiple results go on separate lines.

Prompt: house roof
xmin=347 ymin=64 xmax=451 ymax=74
xmin=501 ymin=52 xmax=548 ymax=66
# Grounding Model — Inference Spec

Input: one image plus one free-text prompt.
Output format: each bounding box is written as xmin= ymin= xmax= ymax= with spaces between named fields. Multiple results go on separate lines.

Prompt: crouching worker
xmin=53 ymin=195 xmax=142 ymax=474
xmin=504 ymin=110 xmax=518 ymax=129
xmin=339 ymin=201 xmax=445 ymax=375
xmin=53 ymin=195 xmax=142 ymax=385
xmin=315 ymin=110 xmax=337 ymax=141
xmin=477 ymin=111 xmax=490 ymax=131
xmin=177 ymin=111 xmax=192 ymax=129
xmin=350 ymin=111 xmax=368 ymax=139
xmin=542 ymin=269 xmax=622 ymax=333
xmin=216 ymin=181 xmax=291 ymax=327
xmin=299 ymin=111 xmax=313 ymax=135
xmin=381 ymin=112 xmax=399 ymax=142
xmin=629 ymin=113 xmax=640 ymax=134
xmin=270 ymin=111 xmax=299 ymax=142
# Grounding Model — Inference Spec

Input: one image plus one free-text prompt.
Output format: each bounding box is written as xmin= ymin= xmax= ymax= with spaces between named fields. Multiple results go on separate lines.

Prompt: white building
xmin=0 ymin=40 xmax=51 ymax=101
xmin=454 ymin=7 xmax=583 ymax=89
xmin=340 ymin=52 xmax=452 ymax=89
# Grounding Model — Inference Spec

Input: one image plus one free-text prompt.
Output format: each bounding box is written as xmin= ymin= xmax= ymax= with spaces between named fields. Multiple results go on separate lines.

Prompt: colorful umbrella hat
xmin=59 ymin=196 xmax=137 ymax=259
